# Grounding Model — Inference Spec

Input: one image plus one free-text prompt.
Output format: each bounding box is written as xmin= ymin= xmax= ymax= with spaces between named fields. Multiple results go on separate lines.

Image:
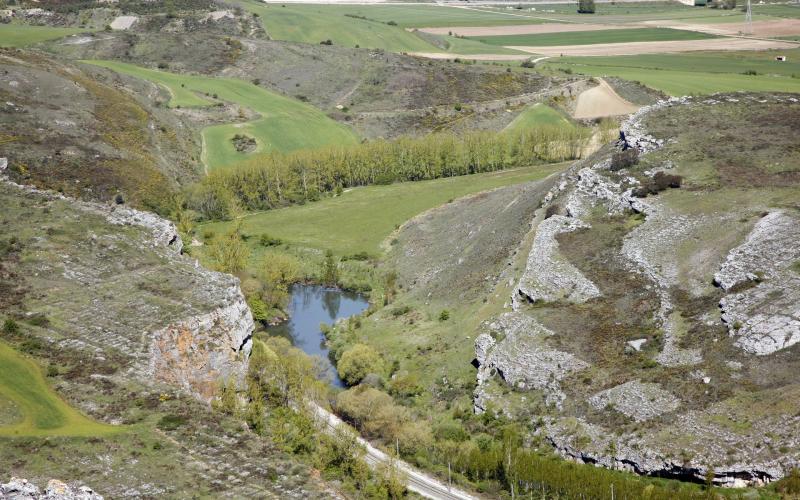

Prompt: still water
xmin=267 ymin=284 xmax=369 ymax=388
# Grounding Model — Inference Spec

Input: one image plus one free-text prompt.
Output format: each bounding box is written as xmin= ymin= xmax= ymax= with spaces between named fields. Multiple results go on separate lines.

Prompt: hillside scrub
xmin=191 ymin=127 xmax=590 ymax=219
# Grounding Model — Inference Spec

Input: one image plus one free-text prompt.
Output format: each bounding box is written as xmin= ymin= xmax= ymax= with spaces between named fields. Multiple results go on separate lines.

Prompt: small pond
xmin=266 ymin=284 xmax=369 ymax=388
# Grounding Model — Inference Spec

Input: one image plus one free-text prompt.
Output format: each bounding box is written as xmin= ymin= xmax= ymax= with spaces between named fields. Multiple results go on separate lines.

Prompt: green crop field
xmin=0 ymin=24 xmax=91 ymax=48
xmin=238 ymin=1 xmax=535 ymax=53
xmin=201 ymin=163 xmax=566 ymax=256
xmin=504 ymin=103 xmax=579 ymax=134
xmin=84 ymin=60 xmax=359 ymax=170
xmin=470 ymin=28 xmax=718 ymax=47
xmin=0 ymin=341 xmax=117 ymax=437
xmin=543 ymin=49 xmax=800 ymax=95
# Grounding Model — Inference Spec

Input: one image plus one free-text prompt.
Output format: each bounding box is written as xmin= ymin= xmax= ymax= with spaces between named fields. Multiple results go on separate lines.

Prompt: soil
xmin=573 ymin=78 xmax=639 ymax=119
xmin=416 ymin=23 xmax=630 ymax=37
xmin=642 ymin=18 xmax=800 ymax=37
xmin=508 ymin=37 xmax=797 ymax=56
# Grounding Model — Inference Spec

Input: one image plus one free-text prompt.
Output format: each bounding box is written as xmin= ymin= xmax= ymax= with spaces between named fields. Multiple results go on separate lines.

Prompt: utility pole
xmin=448 ymin=462 xmax=452 ymax=492
xmin=611 ymin=483 xmax=615 ymax=500
xmin=744 ymin=0 xmax=753 ymax=35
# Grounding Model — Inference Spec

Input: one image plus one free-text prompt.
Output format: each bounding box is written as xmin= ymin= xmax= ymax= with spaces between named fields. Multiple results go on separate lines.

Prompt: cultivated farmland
xmin=84 ymin=60 xmax=359 ymax=170
xmin=470 ymin=27 xmax=718 ymax=47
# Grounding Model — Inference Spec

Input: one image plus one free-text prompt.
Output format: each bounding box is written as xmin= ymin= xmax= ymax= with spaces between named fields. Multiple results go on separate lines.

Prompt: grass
xmin=0 ymin=24 xmax=91 ymax=48
xmin=239 ymin=1 xmax=534 ymax=54
xmin=504 ymin=103 xmax=579 ymax=134
xmin=470 ymin=27 xmax=718 ymax=46
xmin=200 ymin=163 xmax=566 ymax=256
xmin=83 ymin=60 xmax=359 ymax=170
xmin=425 ymin=35 xmax=528 ymax=55
xmin=0 ymin=341 xmax=118 ymax=437
xmin=543 ymin=49 xmax=800 ymax=95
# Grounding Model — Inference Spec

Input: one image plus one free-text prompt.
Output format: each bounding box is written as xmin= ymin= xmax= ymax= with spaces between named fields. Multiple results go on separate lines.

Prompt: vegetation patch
xmin=0 ymin=24 xmax=91 ymax=48
xmin=470 ymin=28 xmax=718 ymax=47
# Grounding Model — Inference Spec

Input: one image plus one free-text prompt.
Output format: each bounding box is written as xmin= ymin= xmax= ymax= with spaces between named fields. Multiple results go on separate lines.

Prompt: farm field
xmin=84 ymin=60 xmax=359 ymax=170
xmin=543 ymin=48 xmax=800 ymax=95
xmin=0 ymin=341 xmax=117 ymax=437
xmin=469 ymin=27 xmax=718 ymax=47
xmin=0 ymin=24 xmax=91 ymax=48
xmin=201 ymin=163 xmax=566 ymax=256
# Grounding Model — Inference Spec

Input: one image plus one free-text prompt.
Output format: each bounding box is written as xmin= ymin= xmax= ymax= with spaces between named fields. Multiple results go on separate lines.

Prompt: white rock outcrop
xmin=1 ymin=477 xmax=102 ymax=500
xmin=588 ymin=380 xmax=680 ymax=422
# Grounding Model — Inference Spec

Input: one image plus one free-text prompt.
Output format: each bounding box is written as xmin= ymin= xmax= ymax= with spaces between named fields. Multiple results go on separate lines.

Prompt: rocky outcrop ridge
xmin=588 ymin=380 xmax=680 ymax=422
xmin=1 ymin=477 xmax=102 ymax=500
xmin=515 ymin=215 xmax=600 ymax=306
xmin=474 ymin=312 xmax=588 ymax=412
xmin=715 ymin=211 xmax=800 ymax=355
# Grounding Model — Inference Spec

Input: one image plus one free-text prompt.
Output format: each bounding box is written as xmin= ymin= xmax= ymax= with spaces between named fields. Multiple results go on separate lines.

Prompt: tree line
xmin=189 ymin=127 xmax=591 ymax=220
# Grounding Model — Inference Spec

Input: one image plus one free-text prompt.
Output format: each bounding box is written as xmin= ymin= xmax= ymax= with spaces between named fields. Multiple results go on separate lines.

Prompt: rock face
xmin=588 ymin=380 xmax=680 ymax=422
xmin=515 ymin=215 xmax=600 ymax=306
xmin=476 ymin=94 xmax=800 ymax=487
xmin=474 ymin=312 xmax=588 ymax=412
xmin=0 ymin=170 xmax=253 ymax=402
xmin=715 ymin=211 xmax=800 ymax=355
xmin=0 ymin=477 xmax=102 ymax=500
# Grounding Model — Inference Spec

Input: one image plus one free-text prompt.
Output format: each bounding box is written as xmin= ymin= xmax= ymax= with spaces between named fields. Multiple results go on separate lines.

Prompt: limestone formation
xmin=515 ymin=215 xmax=600 ymax=306
xmin=588 ymin=380 xmax=680 ymax=422
xmin=474 ymin=312 xmax=588 ymax=411
xmin=0 ymin=477 xmax=102 ymax=500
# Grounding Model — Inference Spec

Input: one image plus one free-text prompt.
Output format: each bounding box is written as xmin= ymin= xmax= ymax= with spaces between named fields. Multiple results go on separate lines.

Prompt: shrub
xmin=633 ymin=172 xmax=683 ymax=198
xmin=520 ymin=59 xmax=536 ymax=68
xmin=157 ymin=414 xmax=187 ymax=431
xmin=259 ymin=234 xmax=282 ymax=247
xmin=439 ymin=310 xmax=450 ymax=321
xmin=320 ymin=39 xmax=333 ymax=45
xmin=544 ymin=204 xmax=561 ymax=219
xmin=577 ymin=0 xmax=595 ymax=13
xmin=610 ymin=148 xmax=639 ymax=171
xmin=157 ymin=62 xmax=168 ymax=69
xmin=338 ymin=344 xmax=383 ymax=386
xmin=2 ymin=319 xmax=18 ymax=334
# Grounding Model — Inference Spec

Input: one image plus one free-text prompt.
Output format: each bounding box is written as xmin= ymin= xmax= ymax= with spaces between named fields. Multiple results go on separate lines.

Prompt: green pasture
xmin=0 ymin=24 xmax=90 ymax=48
xmin=83 ymin=60 xmax=359 ymax=170
xmin=201 ymin=163 xmax=566 ymax=256
xmin=543 ymin=49 xmax=800 ymax=95
xmin=504 ymin=103 xmax=578 ymax=134
xmin=0 ymin=341 xmax=118 ymax=437
xmin=470 ymin=27 xmax=718 ymax=47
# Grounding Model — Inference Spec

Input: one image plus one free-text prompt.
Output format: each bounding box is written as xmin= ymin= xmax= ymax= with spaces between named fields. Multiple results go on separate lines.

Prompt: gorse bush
xmin=191 ymin=127 xmax=590 ymax=219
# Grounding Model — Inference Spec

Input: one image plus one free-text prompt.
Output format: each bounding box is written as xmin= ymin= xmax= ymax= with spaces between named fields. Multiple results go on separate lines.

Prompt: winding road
xmin=311 ymin=404 xmax=478 ymax=500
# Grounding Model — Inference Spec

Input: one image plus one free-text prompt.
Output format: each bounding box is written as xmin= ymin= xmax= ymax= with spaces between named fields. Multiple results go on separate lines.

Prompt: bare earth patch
xmin=573 ymin=78 xmax=639 ymax=119
xmin=407 ymin=51 xmax=531 ymax=61
xmin=415 ymin=23 xmax=630 ymax=37
xmin=509 ymin=38 xmax=797 ymax=56
xmin=642 ymin=18 xmax=800 ymax=37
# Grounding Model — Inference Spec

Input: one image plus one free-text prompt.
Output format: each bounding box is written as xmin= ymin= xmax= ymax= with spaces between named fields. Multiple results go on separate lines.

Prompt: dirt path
xmin=573 ymin=78 xmax=639 ymax=120
xmin=508 ymin=37 xmax=797 ymax=56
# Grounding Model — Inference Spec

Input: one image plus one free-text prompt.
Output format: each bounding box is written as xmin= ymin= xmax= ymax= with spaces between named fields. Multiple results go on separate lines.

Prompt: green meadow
xmin=470 ymin=27 xmax=718 ymax=47
xmin=0 ymin=341 xmax=117 ymax=437
xmin=84 ymin=60 xmax=359 ymax=170
xmin=543 ymin=49 xmax=800 ymax=95
xmin=0 ymin=24 xmax=90 ymax=48
xmin=504 ymin=103 xmax=579 ymax=134
xmin=201 ymin=163 xmax=566 ymax=256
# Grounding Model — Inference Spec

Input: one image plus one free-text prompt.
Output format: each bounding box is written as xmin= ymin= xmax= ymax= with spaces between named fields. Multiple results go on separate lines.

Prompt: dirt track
xmin=416 ymin=23 xmax=629 ymax=37
xmin=508 ymin=37 xmax=797 ymax=56
xmin=573 ymin=78 xmax=639 ymax=119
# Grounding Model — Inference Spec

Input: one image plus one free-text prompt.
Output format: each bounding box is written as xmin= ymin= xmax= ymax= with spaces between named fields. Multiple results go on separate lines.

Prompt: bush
xmin=520 ymin=59 xmax=536 ymax=68
xmin=439 ymin=310 xmax=450 ymax=321
xmin=577 ymin=0 xmax=595 ymax=13
xmin=2 ymin=319 xmax=18 ymax=334
xmin=157 ymin=414 xmax=187 ymax=431
xmin=610 ymin=148 xmax=639 ymax=171
xmin=632 ymin=171 xmax=683 ymax=198
xmin=338 ymin=344 xmax=383 ymax=386
xmin=544 ymin=204 xmax=561 ymax=219
xmin=259 ymin=234 xmax=283 ymax=247
xmin=320 ymin=39 xmax=333 ymax=45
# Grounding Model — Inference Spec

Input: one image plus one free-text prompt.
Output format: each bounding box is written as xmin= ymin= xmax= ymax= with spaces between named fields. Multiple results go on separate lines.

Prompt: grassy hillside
xmin=504 ymin=103 xmax=579 ymax=134
xmin=0 ymin=24 xmax=90 ymax=47
xmin=543 ymin=49 xmax=800 ymax=95
xmin=84 ymin=60 xmax=359 ymax=170
xmin=0 ymin=341 xmax=117 ymax=437
xmin=470 ymin=28 xmax=718 ymax=47
xmin=200 ymin=163 xmax=566 ymax=256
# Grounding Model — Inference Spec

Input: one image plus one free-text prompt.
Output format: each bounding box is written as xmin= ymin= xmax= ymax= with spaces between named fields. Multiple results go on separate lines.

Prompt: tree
xmin=577 ymin=0 xmax=595 ymax=13
xmin=208 ymin=225 xmax=250 ymax=274
xmin=257 ymin=252 xmax=301 ymax=308
xmin=337 ymin=343 xmax=383 ymax=386
xmin=322 ymin=250 xmax=339 ymax=285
